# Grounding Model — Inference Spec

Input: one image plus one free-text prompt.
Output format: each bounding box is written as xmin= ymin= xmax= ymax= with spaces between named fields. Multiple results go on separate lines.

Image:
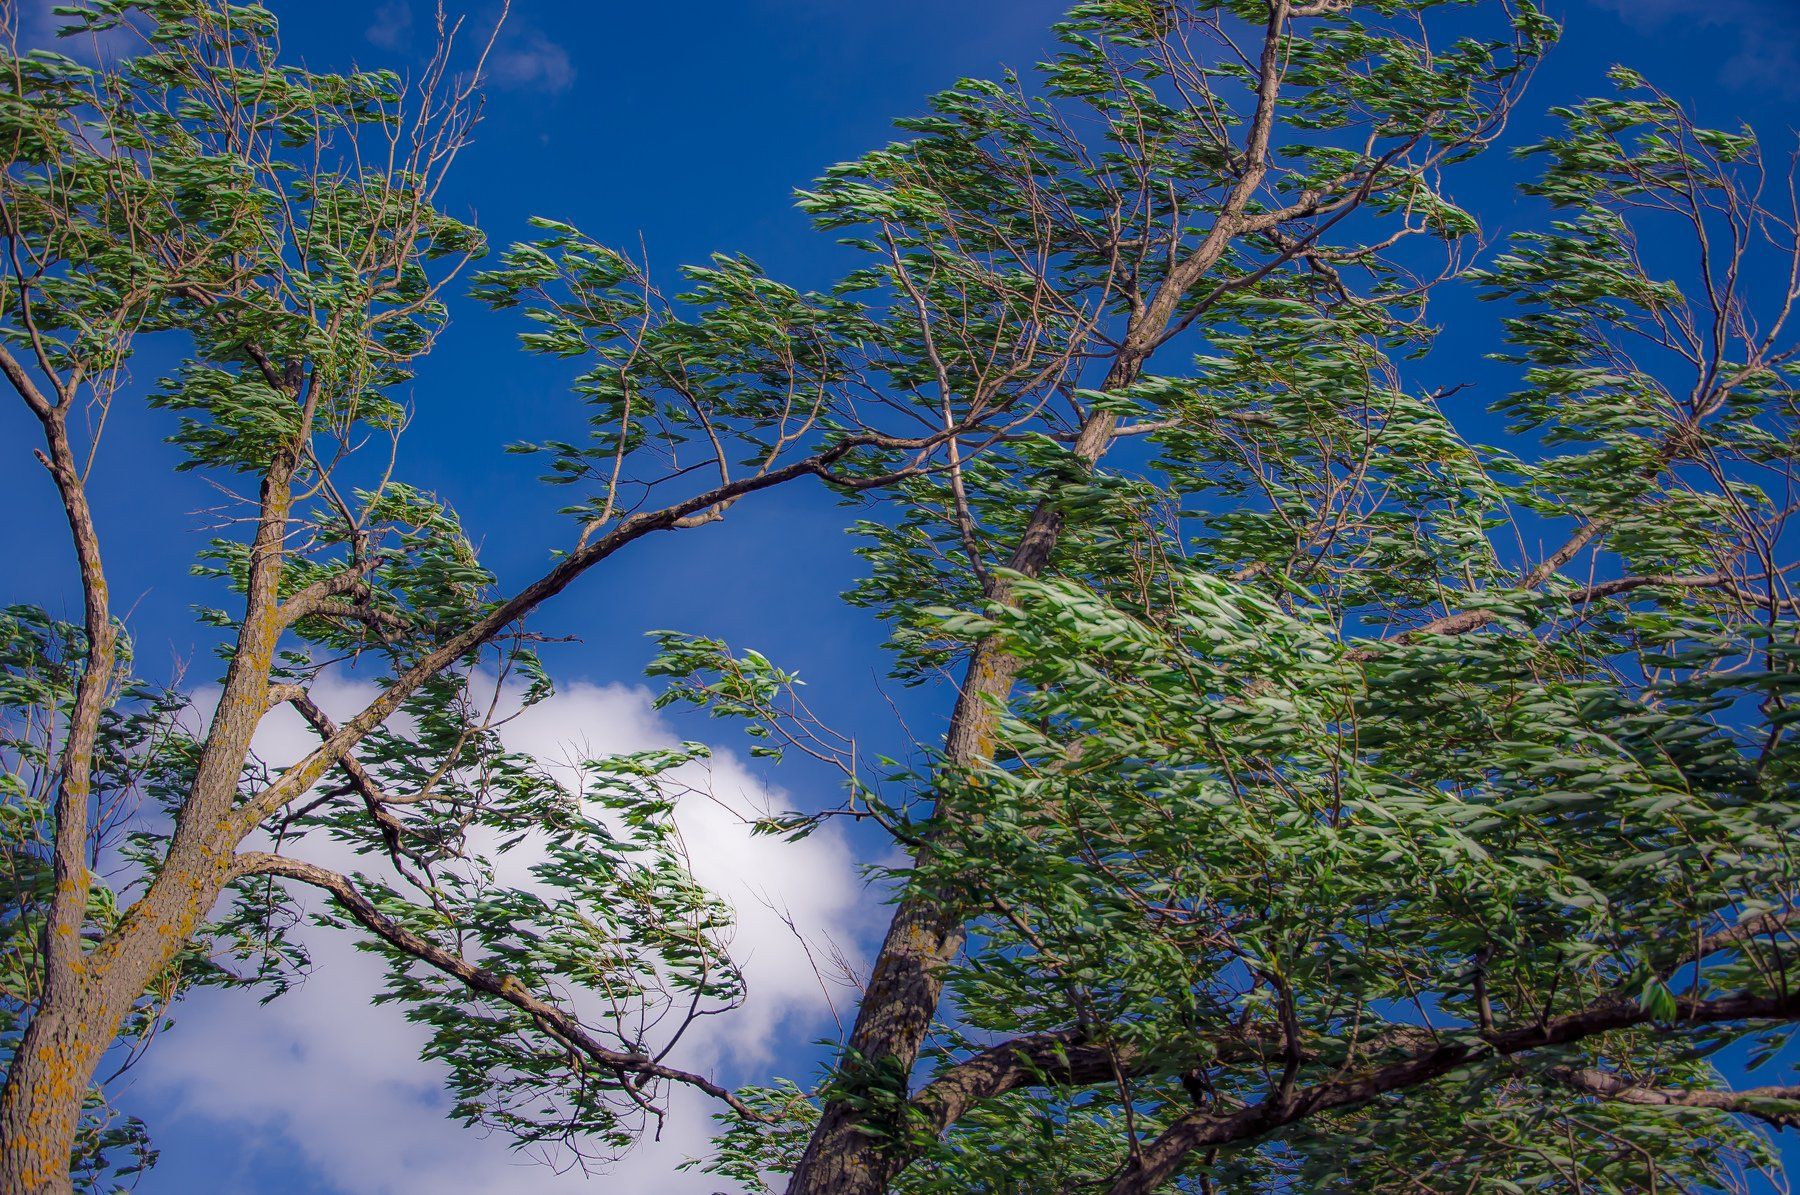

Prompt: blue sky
xmin=6 ymin=0 xmax=1800 ymax=1191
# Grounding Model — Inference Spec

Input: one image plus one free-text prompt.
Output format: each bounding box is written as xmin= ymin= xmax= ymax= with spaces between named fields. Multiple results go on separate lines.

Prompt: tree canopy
xmin=1 ymin=2 xmax=1797 ymax=1193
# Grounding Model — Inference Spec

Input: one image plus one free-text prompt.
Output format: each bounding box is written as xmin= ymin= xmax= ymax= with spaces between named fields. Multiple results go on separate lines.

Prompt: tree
xmin=0 ymin=1 xmax=1064 ymax=1188
xmin=2 ymin=4 xmax=1797 ymax=1195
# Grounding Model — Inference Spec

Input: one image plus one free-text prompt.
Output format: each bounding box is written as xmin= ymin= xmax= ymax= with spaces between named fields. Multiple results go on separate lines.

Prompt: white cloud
xmin=487 ymin=29 xmax=576 ymax=95
xmin=13 ymin=0 xmax=141 ymax=62
xmin=1588 ymin=0 xmax=1800 ymax=97
xmin=136 ymin=674 xmax=870 ymax=1193
xmin=363 ymin=0 xmax=413 ymax=51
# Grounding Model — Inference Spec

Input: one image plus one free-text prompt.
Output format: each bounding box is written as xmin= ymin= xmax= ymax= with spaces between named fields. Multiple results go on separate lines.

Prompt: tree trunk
xmin=786 ymin=403 xmax=1126 ymax=1195
xmin=0 ymin=993 xmax=104 ymax=1195
xmin=0 ymin=849 xmax=244 ymax=1194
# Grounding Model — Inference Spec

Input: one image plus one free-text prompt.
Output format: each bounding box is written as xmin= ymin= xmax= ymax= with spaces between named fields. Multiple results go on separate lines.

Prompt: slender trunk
xmin=787 ymin=385 xmax=1130 ymax=1195
xmin=786 ymin=13 xmax=1299 ymax=1178
xmin=1 ymin=400 xmax=120 ymax=1195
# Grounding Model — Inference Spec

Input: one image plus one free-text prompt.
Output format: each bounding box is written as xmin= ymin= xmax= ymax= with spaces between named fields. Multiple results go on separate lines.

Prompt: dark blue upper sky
xmin=5 ymin=0 xmax=1799 ymax=1191
xmin=7 ymin=0 xmax=1799 ymax=706
xmin=9 ymin=0 xmax=1797 ymax=710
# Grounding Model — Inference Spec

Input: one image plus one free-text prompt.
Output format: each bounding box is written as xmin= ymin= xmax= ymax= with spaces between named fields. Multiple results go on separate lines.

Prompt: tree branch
xmin=1551 ymin=1067 xmax=1800 ymax=1130
xmin=229 ymin=851 xmax=771 ymax=1123
xmin=1381 ymin=568 xmax=1794 ymax=647
xmin=913 ymin=1027 xmax=1282 ymax=1139
xmin=1104 ymin=989 xmax=1800 ymax=1195
xmin=232 ymin=433 xmax=906 ymax=831
xmin=909 ymin=904 xmax=1800 ymax=1146
xmin=283 ymin=691 xmax=410 ymax=867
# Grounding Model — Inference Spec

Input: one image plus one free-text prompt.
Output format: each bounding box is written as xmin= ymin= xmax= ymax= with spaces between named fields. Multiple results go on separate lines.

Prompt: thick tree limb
xmin=297 ymin=599 xmax=418 ymax=636
xmin=900 ymin=909 xmax=1800 ymax=1184
xmin=905 ymin=914 xmax=1796 ymax=1151
xmin=1104 ymin=990 xmax=1800 ymax=1195
xmin=278 ymin=553 xmax=396 ymax=624
xmin=913 ymin=1031 xmax=1135 ymax=1137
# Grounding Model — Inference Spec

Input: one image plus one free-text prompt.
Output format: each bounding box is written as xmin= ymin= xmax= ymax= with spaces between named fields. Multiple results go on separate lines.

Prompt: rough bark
xmin=0 ymin=445 xmax=293 ymax=1195
xmin=0 ymin=1008 xmax=94 ymax=1195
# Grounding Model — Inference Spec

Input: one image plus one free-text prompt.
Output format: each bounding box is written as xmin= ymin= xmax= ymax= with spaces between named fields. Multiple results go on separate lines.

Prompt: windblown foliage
xmin=2 ymin=1 xmax=1796 ymax=1193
